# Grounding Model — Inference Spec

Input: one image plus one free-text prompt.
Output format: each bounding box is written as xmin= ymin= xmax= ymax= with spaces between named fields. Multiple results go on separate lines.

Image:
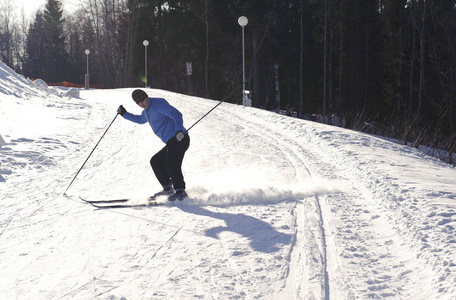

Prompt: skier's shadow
xmin=178 ymin=205 xmax=292 ymax=253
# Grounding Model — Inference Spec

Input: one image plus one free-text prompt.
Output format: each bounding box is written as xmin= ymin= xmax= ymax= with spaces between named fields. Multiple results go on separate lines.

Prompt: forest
xmin=1 ymin=0 xmax=455 ymax=163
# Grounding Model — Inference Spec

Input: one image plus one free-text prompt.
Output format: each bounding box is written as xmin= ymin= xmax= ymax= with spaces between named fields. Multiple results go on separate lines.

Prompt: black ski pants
xmin=150 ymin=134 xmax=190 ymax=190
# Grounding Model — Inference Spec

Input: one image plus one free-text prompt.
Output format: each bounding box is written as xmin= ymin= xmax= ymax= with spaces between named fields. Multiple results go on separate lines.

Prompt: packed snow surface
xmin=1 ymin=61 xmax=456 ymax=299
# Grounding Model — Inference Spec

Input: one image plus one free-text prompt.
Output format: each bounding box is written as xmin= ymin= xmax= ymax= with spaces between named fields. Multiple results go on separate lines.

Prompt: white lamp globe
xmin=238 ymin=16 xmax=248 ymax=27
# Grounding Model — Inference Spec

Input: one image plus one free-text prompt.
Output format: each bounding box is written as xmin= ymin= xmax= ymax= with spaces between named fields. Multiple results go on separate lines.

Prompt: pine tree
xmin=24 ymin=12 xmax=47 ymax=79
xmin=42 ymin=0 xmax=67 ymax=82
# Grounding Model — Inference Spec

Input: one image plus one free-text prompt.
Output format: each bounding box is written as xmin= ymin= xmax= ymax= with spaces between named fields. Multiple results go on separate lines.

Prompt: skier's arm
xmin=118 ymin=105 xmax=147 ymax=124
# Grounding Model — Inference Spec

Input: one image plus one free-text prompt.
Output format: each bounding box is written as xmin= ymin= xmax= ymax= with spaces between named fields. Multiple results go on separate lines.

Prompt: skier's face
xmin=137 ymin=98 xmax=149 ymax=109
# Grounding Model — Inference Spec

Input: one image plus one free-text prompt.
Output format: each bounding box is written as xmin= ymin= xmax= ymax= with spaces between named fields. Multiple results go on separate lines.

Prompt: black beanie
xmin=132 ymin=89 xmax=148 ymax=103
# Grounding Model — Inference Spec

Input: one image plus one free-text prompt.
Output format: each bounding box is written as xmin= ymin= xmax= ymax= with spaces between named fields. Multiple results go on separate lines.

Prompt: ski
xmin=90 ymin=201 xmax=166 ymax=209
xmin=79 ymin=197 xmax=130 ymax=204
xmin=80 ymin=195 xmax=167 ymax=204
xmin=80 ymin=193 xmax=188 ymax=208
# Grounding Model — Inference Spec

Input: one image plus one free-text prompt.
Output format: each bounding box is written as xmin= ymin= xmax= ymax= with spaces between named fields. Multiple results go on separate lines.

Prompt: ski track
xmin=1 ymin=85 xmax=456 ymax=299
xmin=214 ymin=104 xmax=455 ymax=299
xmin=216 ymin=107 xmax=329 ymax=299
xmin=296 ymin=123 xmax=456 ymax=299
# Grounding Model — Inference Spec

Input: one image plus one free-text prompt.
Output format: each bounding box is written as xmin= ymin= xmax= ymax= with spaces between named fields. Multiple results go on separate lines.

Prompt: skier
xmin=117 ymin=89 xmax=190 ymax=201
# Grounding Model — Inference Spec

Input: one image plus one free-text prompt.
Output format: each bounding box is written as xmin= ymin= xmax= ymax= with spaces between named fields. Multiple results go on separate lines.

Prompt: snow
xmin=1 ymin=60 xmax=455 ymax=299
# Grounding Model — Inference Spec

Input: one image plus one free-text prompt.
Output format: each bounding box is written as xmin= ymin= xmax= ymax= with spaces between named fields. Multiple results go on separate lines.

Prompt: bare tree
xmin=0 ymin=0 xmax=15 ymax=66
xmin=299 ymin=0 xmax=304 ymax=117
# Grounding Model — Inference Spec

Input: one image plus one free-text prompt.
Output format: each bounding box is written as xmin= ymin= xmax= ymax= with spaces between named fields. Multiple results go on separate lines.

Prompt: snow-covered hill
xmin=1 ymin=61 xmax=455 ymax=299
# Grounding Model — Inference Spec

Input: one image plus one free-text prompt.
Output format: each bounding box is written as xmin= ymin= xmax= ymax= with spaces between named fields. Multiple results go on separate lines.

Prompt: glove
xmin=117 ymin=105 xmax=126 ymax=116
xmin=175 ymin=131 xmax=185 ymax=142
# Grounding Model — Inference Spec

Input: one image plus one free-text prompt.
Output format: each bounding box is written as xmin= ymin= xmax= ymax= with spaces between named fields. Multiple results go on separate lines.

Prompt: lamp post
xmin=238 ymin=16 xmax=248 ymax=105
xmin=85 ymin=49 xmax=90 ymax=89
xmin=143 ymin=40 xmax=149 ymax=88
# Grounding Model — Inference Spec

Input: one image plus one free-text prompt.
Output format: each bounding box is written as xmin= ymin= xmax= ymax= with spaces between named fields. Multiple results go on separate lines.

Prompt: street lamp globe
xmin=143 ymin=40 xmax=149 ymax=47
xmin=85 ymin=49 xmax=90 ymax=55
xmin=238 ymin=16 xmax=248 ymax=27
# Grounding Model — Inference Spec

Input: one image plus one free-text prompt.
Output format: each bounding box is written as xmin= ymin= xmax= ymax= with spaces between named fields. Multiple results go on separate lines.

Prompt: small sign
xmin=186 ymin=62 xmax=192 ymax=75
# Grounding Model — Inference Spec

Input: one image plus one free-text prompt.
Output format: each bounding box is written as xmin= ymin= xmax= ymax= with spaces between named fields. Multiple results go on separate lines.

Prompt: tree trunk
xmin=338 ymin=0 xmax=343 ymax=126
xmin=253 ymin=31 xmax=260 ymax=108
xmin=417 ymin=0 xmax=426 ymax=126
xmin=328 ymin=0 xmax=333 ymax=122
xmin=299 ymin=0 xmax=304 ymax=117
xmin=122 ymin=2 xmax=137 ymax=87
xmin=275 ymin=63 xmax=280 ymax=113
xmin=204 ymin=0 xmax=209 ymax=98
xmin=323 ymin=0 xmax=328 ymax=121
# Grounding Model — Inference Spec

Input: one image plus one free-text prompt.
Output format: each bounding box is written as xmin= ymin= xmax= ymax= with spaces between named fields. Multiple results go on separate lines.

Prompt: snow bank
xmin=0 ymin=61 xmax=39 ymax=98
xmin=0 ymin=61 xmax=81 ymax=99
xmin=32 ymin=78 xmax=48 ymax=90
xmin=0 ymin=134 xmax=6 ymax=148
xmin=64 ymin=88 xmax=80 ymax=98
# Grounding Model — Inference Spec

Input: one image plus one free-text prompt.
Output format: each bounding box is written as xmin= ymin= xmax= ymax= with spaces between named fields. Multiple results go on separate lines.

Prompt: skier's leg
xmin=165 ymin=134 xmax=190 ymax=190
xmin=150 ymin=146 xmax=172 ymax=188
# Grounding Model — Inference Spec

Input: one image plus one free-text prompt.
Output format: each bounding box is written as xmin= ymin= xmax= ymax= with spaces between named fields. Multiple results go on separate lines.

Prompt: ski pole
xmin=63 ymin=112 xmax=119 ymax=196
xmin=186 ymin=84 xmax=242 ymax=133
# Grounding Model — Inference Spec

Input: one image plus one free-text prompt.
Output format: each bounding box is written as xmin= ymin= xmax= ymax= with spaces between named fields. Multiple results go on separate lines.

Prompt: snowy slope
xmin=1 ymin=61 xmax=456 ymax=299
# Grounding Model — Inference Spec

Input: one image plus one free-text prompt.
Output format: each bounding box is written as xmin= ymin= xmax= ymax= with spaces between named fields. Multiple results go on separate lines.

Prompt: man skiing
xmin=117 ymin=89 xmax=190 ymax=201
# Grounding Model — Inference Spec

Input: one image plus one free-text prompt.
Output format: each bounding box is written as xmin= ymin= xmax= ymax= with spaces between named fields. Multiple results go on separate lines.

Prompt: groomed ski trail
xmin=212 ymin=106 xmax=330 ymax=299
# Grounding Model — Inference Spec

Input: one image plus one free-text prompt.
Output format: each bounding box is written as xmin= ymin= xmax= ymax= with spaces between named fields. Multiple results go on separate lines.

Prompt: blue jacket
xmin=122 ymin=98 xmax=186 ymax=143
